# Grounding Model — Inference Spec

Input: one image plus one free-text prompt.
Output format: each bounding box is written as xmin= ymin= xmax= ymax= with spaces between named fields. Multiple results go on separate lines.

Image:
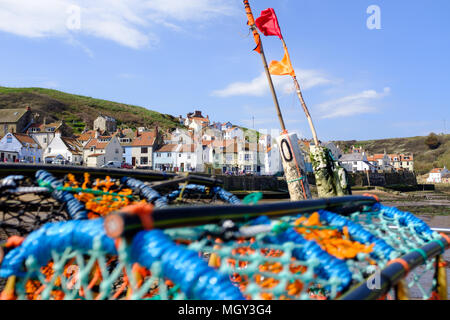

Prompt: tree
xmin=424 ymin=133 xmax=441 ymax=150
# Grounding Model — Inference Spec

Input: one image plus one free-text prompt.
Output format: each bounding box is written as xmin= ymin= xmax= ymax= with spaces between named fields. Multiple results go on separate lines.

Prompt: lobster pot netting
xmin=0 ymin=199 xmax=447 ymax=300
xmin=0 ymin=171 xmax=240 ymax=240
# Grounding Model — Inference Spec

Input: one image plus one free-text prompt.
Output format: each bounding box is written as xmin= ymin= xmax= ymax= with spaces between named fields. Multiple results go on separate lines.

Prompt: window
xmin=187 ymin=155 xmax=191 ymax=160
xmin=43 ymin=138 xmax=47 ymax=143
xmin=141 ymin=157 xmax=148 ymax=165
xmin=48 ymin=148 xmax=52 ymax=153
xmin=353 ymin=161 xmax=357 ymax=165
xmin=245 ymin=154 xmax=251 ymax=161
xmin=90 ymin=147 xmax=95 ymax=152
xmin=6 ymin=135 xmax=12 ymax=143
xmin=167 ymin=153 xmax=171 ymax=157
xmin=115 ymin=149 xmax=119 ymax=154
xmin=141 ymin=147 xmax=148 ymax=154
xmin=179 ymin=154 xmax=181 ymax=157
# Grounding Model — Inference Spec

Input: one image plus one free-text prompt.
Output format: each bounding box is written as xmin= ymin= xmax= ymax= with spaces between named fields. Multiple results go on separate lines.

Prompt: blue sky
xmin=0 ymin=0 xmax=449 ymax=141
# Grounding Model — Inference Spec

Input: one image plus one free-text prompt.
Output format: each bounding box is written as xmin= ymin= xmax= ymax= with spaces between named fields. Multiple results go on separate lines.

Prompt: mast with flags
xmin=243 ymin=1 xmax=351 ymax=198
xmin=243 ymin=0 xmax=312 ymax=201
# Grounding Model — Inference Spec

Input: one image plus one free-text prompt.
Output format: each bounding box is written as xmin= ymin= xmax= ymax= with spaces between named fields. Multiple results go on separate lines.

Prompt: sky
xmin=0 ymin=0 xmax=449 ymax=141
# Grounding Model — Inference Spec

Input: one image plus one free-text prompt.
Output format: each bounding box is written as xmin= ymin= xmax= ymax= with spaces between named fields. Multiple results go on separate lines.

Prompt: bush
xmin=425 ymin=133 xmax=441 ymax=149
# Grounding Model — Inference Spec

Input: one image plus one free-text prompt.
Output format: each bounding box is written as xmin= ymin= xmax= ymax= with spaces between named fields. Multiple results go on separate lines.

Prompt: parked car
xmin=121 ymin=163 xmax=133 ymax=169
xmin=52 ymin=159 xmax=69 ymax=165
xmin=101 ymin=161 xmax=122 ymax=168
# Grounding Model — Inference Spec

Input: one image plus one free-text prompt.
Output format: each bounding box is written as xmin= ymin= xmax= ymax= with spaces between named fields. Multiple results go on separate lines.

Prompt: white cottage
xmin=0 ymin=133 xmax=42 ymax=163
xmin=153 ymin=144 xmax=179 ymax=172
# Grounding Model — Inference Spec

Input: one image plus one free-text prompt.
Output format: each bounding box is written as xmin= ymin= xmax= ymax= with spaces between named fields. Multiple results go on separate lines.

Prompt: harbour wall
xmin=214 ymin=172 xmax=417 ymax=192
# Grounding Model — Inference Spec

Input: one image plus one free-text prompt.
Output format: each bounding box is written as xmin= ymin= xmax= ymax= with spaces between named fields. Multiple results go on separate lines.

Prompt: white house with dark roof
xmin=339 ymin=152 xmax=376 ymax=173
xmin=43 ymin=132 xmax=83 ymax=164
xmin=0 ymin=132 xmax=42 ymax=163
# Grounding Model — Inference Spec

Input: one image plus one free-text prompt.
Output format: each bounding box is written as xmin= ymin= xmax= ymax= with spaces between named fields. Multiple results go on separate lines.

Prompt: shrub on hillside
xmin=424 ymin=133 xmax=441 ymax=149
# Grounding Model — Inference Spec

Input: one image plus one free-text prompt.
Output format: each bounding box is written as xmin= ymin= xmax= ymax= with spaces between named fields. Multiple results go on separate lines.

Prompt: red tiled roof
xmin=84 ymin=138 xmax=109 ymax=150
xmin=78 ymin=130 xmax=96 ymax=141
xmin=156 ymin=144 xmax=178 ymax=152
xmin=131 ymin=131 xmax=157 ymax=147
xmin=87 ymin=153 xmax=104 ymax=157
xmin=430 ymin=168 xmax=443 ymax=173
xmin=13 ymin=133 xmax=40 ymax=148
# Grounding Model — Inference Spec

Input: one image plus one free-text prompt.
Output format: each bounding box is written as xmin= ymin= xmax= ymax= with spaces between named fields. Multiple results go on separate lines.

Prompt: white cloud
xmin=317 ymin=87 xmax=391 ymax=119
xmin=212 ymin=69 xmax=334 ymax=97
xmin=0 ymin=0 xmax=235 ymax=49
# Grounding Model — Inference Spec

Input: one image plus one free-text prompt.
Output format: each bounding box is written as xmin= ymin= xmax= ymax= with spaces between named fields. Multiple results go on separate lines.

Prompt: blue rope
xmin=121 ymin=177 xmax=168 ymax=208
xmin=0 ymin=221 xmax=244 ymax=300
xmin=263 ymin=228 xmax=353 ymax=292
xmin=318 ymin=210 xmax=396 ymax=261
xmin=130 ymin=230 xmax=245 ymax=300
xmin=164 ymin=184 xmax=241 ymax=205
xmin=212 ymin=186 xmax=241 ymax=205
xmin=0 ymin=219 xmax=115 ymax=278
xmin=36 ymin=170 xmax=88 ymax=220
xmin=374 ymin=204 xmax=435 ymax=236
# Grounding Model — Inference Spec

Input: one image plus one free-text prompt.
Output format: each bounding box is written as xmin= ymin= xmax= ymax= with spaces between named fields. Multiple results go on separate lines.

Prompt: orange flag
xmin=269 ymin=44 xmax=296 ymax=77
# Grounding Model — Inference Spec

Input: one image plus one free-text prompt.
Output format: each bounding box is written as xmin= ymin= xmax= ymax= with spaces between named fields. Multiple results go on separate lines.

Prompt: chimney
xmin=95 ymin=130 xmax=99 ymax=138
xmin=43 ymin=117 xmax=47 ymax=125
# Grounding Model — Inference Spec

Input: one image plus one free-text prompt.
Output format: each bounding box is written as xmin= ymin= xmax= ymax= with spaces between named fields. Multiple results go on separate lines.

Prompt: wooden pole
xmin=243 ymin=0 xmax=312 ymax=200
xmin=243 ymin=0 xmax=286 ymax=132
xmin=280 ymin=38 xmax=319 ymax=146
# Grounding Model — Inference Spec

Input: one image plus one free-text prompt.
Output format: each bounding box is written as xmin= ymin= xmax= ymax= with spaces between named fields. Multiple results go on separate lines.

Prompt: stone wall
xmin=347 ymin=171 xmax=417 ymax=187
xmin=214 ymin=171 xmax=416 ymax=191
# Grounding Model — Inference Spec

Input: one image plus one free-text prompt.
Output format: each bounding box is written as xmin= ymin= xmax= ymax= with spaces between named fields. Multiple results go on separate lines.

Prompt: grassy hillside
xmin=0 ymin=87 xmax=183 ymax=135
xmin=334 ymin=134 xmax=450 ymax=174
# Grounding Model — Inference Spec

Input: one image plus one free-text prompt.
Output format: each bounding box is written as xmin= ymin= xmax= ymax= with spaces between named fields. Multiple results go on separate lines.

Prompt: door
xmin=180 ymin=163 xmax=184 ymax=172
xmin=132 ymin=157 xmax=136 ymax=166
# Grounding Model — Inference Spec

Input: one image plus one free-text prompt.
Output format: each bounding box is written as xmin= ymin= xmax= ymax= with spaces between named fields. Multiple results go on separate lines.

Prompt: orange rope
xmin=387 ymin=258 xmax=410 ymax=274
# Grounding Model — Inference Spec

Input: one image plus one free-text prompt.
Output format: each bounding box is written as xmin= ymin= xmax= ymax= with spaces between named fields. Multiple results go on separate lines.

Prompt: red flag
xmin=255 ymin=8 xmax=283 ymax=39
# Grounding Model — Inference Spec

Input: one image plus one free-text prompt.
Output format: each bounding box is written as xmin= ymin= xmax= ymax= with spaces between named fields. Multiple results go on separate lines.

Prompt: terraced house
xmin=130 ymin=129 xmax=162 ymax=168
xmin=388 ymin=154 xmax=414 ymax=172
xmin=82 ymin=134 xmax=122 ymax=167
